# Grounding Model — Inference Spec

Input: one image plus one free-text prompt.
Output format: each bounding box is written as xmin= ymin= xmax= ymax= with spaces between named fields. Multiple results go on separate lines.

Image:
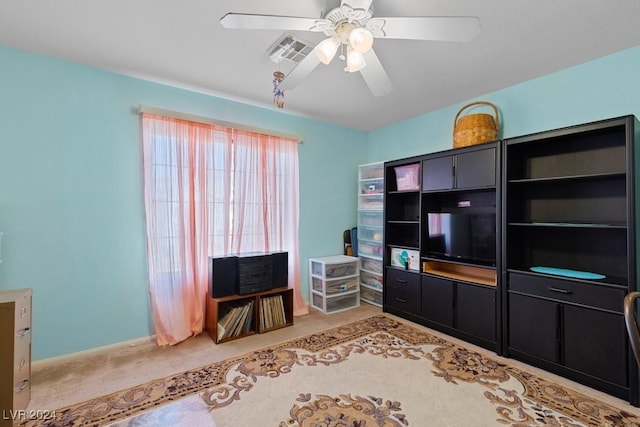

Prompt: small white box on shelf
xmin=390 ymin=248 xmax=420 ymax=271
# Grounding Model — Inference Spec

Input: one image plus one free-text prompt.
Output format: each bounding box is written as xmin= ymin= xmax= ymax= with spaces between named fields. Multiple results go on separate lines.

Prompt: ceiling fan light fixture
xmin=349 ymin=27 xmax=374 ymax=53
xmin=346 ymin=46 xmax=366 ymax=72
xmin=314 ymin=36 xmax=340 ymax=64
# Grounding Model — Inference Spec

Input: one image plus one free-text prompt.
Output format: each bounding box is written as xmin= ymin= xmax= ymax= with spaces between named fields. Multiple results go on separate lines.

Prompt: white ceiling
xmin=1 ymin=0 xmax=639 ymax=131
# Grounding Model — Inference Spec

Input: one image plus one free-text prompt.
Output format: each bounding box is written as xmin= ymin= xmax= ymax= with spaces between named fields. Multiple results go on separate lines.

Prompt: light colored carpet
xmin=23 ymin=315 xmax=640 ymax=426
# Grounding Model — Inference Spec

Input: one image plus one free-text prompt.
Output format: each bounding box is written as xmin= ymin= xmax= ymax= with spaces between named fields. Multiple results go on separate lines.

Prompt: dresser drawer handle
xmin=15 ymin=378 xmax=29 ymax=393
xmin=16 ymin=327 xmax=30 ymax=339
xmin=395 ymin=298 xmax=407 ymax=303
xmin=395 ymin=279 xmax=407 ymax=284
xmin=548 ymin=287 xmax=572 ymax=295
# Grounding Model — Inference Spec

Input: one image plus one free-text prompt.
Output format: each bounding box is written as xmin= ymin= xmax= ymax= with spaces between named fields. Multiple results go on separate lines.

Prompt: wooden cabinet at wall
xmin=503 ymin=115 xmax=638 ymax=405
xmin=420 ymin=142 xmax=500 ymax=353
xmin=383 ymin=143 xmax=501 ymax=354
xmin=0 ymin=288 xmax=32 ymax=426
xmin=383 ymin=115 xmax=639 ymax=406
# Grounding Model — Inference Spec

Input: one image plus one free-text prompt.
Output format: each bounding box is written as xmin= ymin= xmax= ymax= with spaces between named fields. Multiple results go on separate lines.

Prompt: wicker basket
xmin=453 ymin=101 xmax=499 ymax=148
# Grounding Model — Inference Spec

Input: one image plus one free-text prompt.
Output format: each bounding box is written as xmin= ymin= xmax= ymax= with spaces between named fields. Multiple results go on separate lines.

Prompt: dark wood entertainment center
xmin=382 ymin=115 xmax=639 ymax=406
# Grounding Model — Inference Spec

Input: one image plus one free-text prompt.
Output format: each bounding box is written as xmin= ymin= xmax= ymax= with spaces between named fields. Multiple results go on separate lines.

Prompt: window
xmin=141 ymin=113 xmax=304 ymax=345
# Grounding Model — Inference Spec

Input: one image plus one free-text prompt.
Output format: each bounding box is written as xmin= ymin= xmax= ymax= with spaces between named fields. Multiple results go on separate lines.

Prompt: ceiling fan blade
xmin=360 ymin=49 xmax=393 ymax=97
xmin=220 ymin=13 xmax=319 ymax=31
xmin=340 ymin=0 xmax=374 ymax=11
xmin=278 ymin=53 xmax=322 ymax=91
xmin=370 ymin=16 xmax=480 ymax=42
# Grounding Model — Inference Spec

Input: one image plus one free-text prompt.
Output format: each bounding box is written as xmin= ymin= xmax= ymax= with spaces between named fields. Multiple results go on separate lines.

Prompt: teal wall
xmin=369 ymin=45 xmax=640 ymax=162
xmin=0 ymin=46 xmax=367 ymax=360
xmin=1 ymin=43 xmax=638 ymax=361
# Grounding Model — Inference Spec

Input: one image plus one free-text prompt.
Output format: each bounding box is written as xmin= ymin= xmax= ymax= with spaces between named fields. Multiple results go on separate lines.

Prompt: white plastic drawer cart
xmin=309 ymin=255 xmax=360 ymax=314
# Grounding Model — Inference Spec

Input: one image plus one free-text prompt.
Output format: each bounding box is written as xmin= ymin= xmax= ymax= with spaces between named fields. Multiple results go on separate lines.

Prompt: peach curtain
xmin=230 ymin=130 xmax=306 ymax=315
xmin=141 ymin=113 xmax=306 ymax=346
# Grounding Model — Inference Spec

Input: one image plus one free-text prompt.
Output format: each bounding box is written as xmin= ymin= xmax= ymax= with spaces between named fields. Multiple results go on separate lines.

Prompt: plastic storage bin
xmin=360 ymin=256 xmax=383 ymax=274
xmin=312 ymin=276 xmax=359 ymax=294
xmin=311 ymin=256 xmax=358 ymax=278
xmin=359 ymin=210 xmax=383 ymax=227
xmin=312 ymin=291 xmax=360 ymax=314
xmin=394 ymin=163 xmax=420 ymax=191
xmin=359 ymin=194 xmax=384 ymax=210
xmin=358 ymin=162 xmax=384 ymax=181
xmin=359 ymin=178 xmax=384 ymax=195
xmin=358 ymin=225 xmax=383 ymax=242
xmin=309 ymin=255 xmax=360 ymax=314
xmin=360 ymin=287 xmax=383 ymax=306
xmin=359 ymin=241 xmax=384 ymax=258
xmin=360 ymin=270 xmax=383 ymax=290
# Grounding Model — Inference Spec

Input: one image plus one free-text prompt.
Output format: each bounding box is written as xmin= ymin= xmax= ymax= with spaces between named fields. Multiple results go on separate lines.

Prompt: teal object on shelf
xmin=530 ymin=266 xmax=606 ymax=280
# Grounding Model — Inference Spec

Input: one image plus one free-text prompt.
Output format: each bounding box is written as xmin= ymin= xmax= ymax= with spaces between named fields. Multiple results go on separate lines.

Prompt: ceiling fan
xmin=220 ymin=0 xmax=480 ymax=97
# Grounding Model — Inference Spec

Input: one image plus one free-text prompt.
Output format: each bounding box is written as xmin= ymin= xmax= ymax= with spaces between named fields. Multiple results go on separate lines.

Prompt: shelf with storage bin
xmin=383 ymin=144 xmax=500 ymax=354
xmin=310 ymin=255 xmax=360 ymax=314
xmin=383 ymin=157 xmax=424 ymax=321
xmin=357 ymin=162 xmax=385 ymax=307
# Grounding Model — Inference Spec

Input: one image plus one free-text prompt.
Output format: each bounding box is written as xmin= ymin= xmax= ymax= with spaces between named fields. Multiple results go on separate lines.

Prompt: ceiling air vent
xmin=266 ymin=33 xmax=314 ymax=64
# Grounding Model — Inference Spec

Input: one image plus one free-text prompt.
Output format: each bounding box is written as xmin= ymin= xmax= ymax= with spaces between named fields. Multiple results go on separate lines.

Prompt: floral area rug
xmin=24 ymin=315 xmax=640 ymax=426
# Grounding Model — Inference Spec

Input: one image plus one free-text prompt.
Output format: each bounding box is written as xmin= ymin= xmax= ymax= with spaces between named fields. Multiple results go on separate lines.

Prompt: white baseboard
xmin=32 ymin=335 xmax=157 ymax=368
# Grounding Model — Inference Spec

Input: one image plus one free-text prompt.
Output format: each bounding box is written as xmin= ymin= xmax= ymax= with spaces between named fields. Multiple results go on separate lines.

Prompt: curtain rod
xmin=137 ymin=105 xmax=304 ymax=143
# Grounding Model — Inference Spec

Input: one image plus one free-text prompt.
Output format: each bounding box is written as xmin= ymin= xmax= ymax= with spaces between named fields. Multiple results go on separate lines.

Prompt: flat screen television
xmin=426 ymin=212 xmax=496 ymax=266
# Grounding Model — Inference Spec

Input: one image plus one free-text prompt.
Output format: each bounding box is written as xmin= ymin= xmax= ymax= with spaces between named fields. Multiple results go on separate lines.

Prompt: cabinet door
xmin=457 ymin=283 xmax=495 ymax=342
xmin=563 ymin=305 xmax=627 ymax=387
xmin=422 ymin=156 xmax=453 ymax=191
xmin=456 ymin=148 xmax=496 ymax=189
xmin=421 ymin=275 xmax=454 ymax=327
xmin=508 ymin=292 xmax=559 ymax=363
